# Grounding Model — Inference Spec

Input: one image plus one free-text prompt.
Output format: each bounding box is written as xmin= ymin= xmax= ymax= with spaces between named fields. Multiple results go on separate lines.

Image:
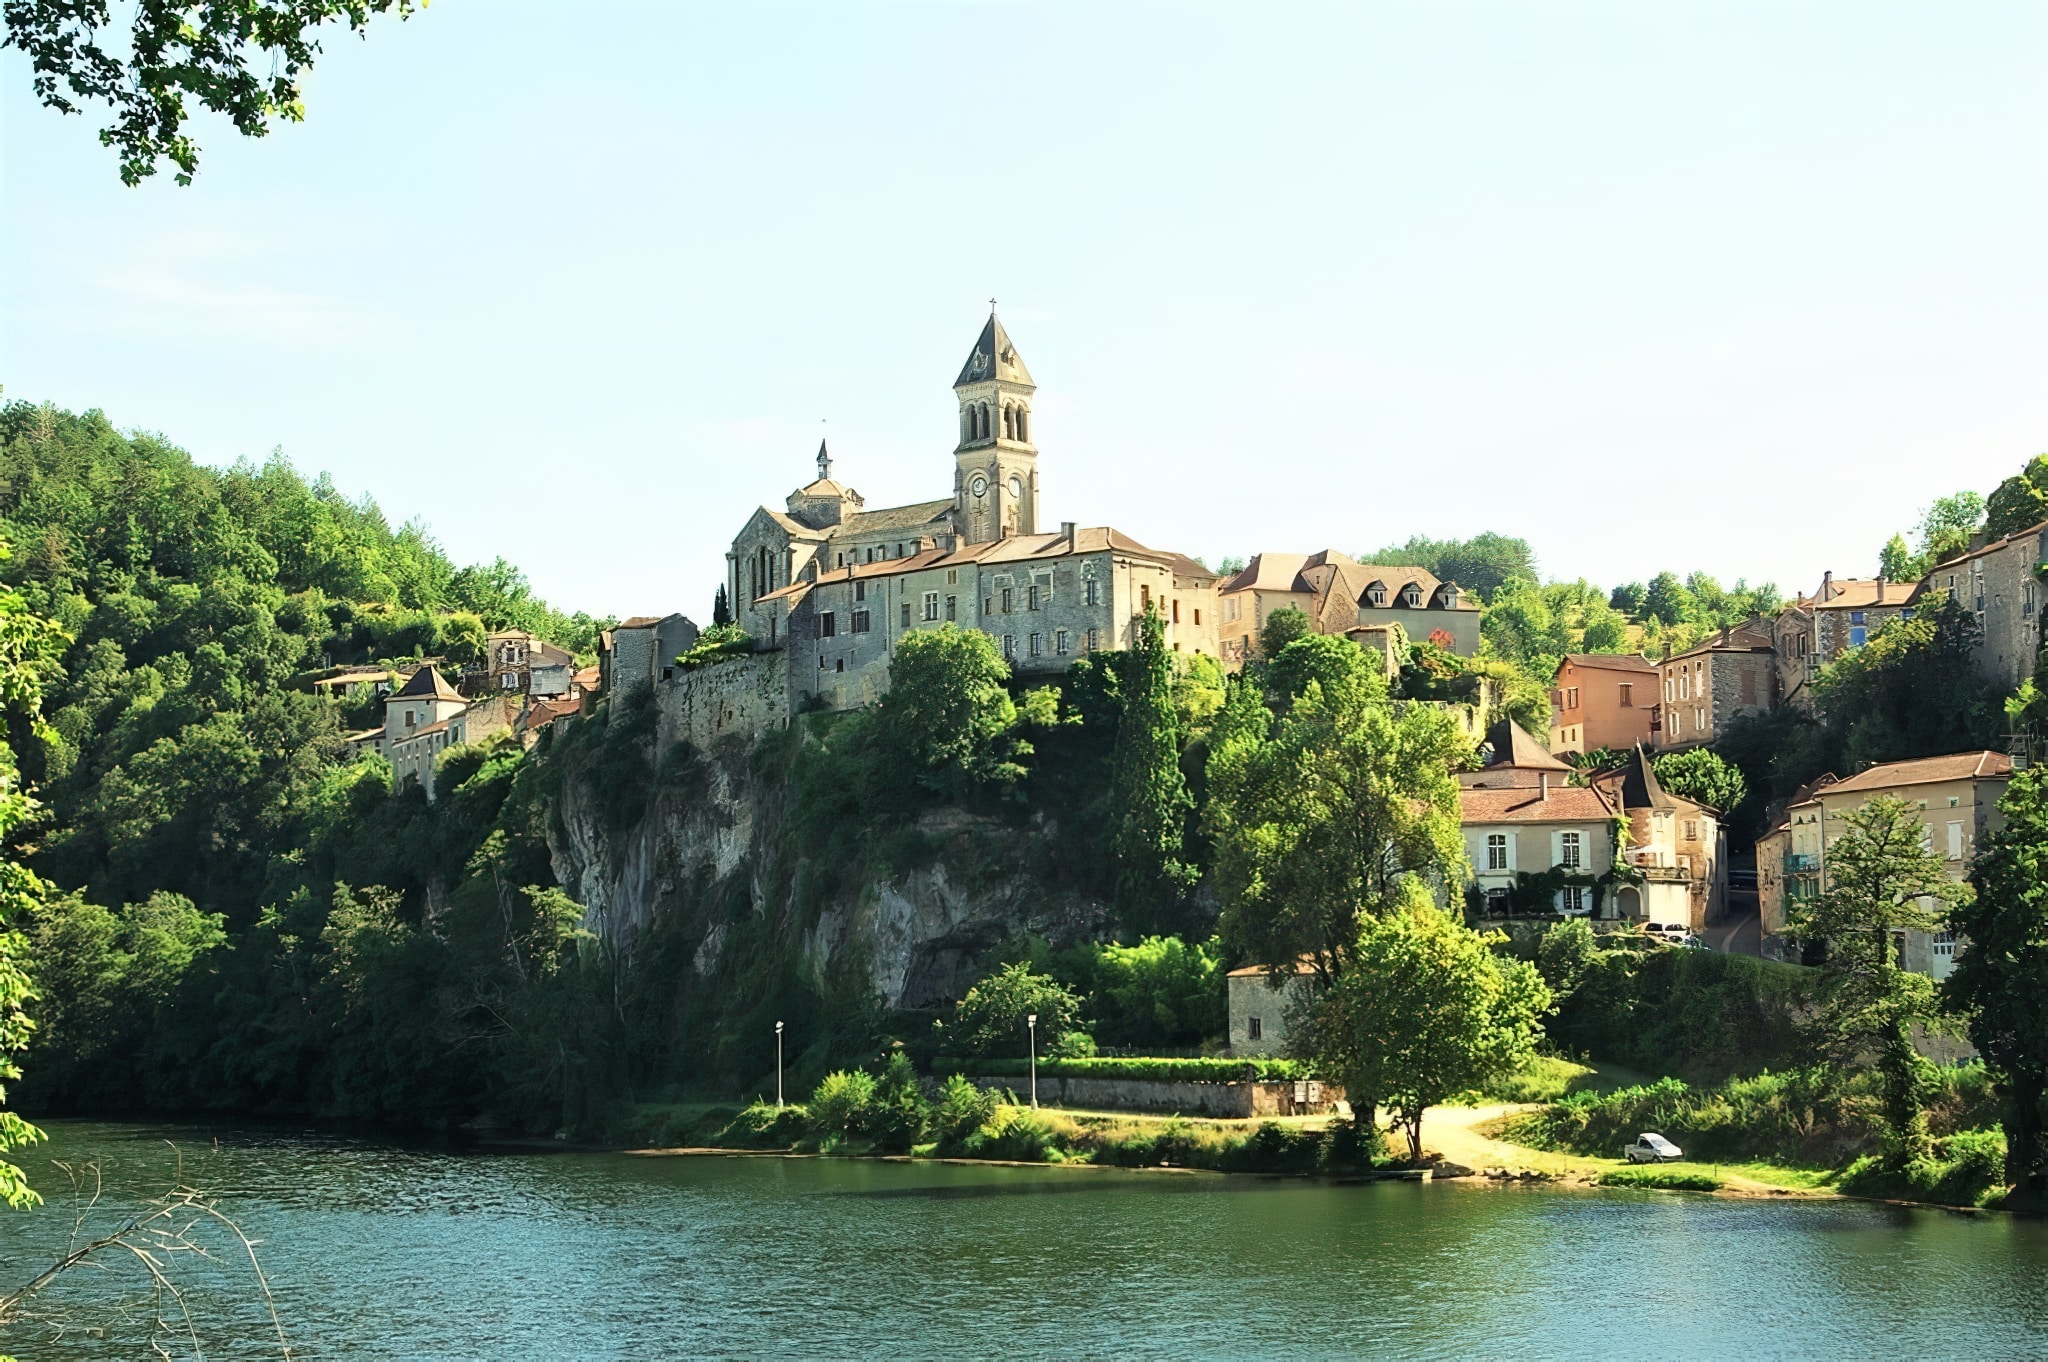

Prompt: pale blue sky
xmin=5 ymin=2 xmax=2045 ymax=618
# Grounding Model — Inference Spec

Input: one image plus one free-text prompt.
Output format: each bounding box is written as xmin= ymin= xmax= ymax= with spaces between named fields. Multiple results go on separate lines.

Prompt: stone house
xmin=377 ymin=665 xmax=519 ymax=800
xmin=763 ymin=525 xmax=1219 ymax=714
xmin=1227 ymin=961 xmax=1316 ymax=1057
xmin=1769 ymin=751 xmax=2013 ymax=976
xmin=605 ymin=613 xmax=701 ymax=693
xmin=1774 ymin=574 xmax=1918 ymax=707
xmin=1653 ymin=623 xmax=1776 ymax=750
xmin=1549 ymin=653 xmax=1656 ymax=755
xmin=1918 ymin=522 xmax=2048 ymax=691
xmin=1216 ymin=550 xmax=1479 ymax=666
xmin=1591 ymin=749 xmax=1722 ymax=930
xmin=481 ymin=629 xmax=579 ymax=699
xmin=1756 ymin=774 xmax=1838 ymax=962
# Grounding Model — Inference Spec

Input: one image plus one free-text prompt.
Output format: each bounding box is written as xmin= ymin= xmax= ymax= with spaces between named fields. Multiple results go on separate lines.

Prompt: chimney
xmin=1720 ymin=624 xmax=1730 ymax=645
xmin=1060 ymin=521 xmax=1076 ymax=548
xmin=1822 ymin=570 xmax=1833 ymax=602
xmin=1661 ymin=641 xmax=1671 ymax=662
xmin=1539 ymin=771 xmax=1549 ymax=800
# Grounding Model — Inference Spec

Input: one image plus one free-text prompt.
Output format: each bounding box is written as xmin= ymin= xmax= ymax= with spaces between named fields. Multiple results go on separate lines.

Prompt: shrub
xmin=1599 ymin=1167 xmax=1723 ymax=1192
xmin=951 ymin=962 xmax=1088 ymax=1059
xmin=718 ymin=1101 xmax=809 ymax=1149
xmin=933 ymin=1056 xmax=1313 ymax=1083
xmin=930 ymin=1073 xmax=1000 ymax=1151
xmin=1841 ymin=1128 xmax=2008 ymax=1208
xmin=807 ymin=1070 xmax=878 ymax=1140
xmin=676 ymin=624 xmax=753 ymax=672
xmin=864 ymin=1052 xmax=930 ymax=1154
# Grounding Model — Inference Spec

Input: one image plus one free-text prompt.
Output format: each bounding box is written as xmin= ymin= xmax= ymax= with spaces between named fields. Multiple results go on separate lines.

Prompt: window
xmin=1560 ymin=831 xmax=1582 ymax=870
xmin=1029 ymin=633 xmax=1042 ymax=656
xmin=1559 ymin=886 xmax=1586 ymax=914
xmin=1566 ymin=686 xmax=1580 ymax=710
xmin=1619 ymin=683 xmax=1633 ymax=708
xmin=1247 ymin=1016 xmax=1263 ymax=1041
xmin=1193 ymin=609 xmax=1202 ymax=626
xmin=501 ymin=672 xmax=519 ymax=690
xmin=851 ymin=609 xmax=871 ymax=634
xmin=1668 ymin=709 xmax=1681 ymax=738
xmin=1683 ymin=819 xmax=1698 ymax=842
xmin=1850 ymin=610 xmax=1865 ymax=625
xmin=818 ymin=612 xmax=837 ymax=638
xmin=1085 ymin=579 xmax=1100 ymax=606
xmin=1085 ymin=628 xmax=1100 ymax=651
xmin=895 ymin=543 xmax=904 ymax=557
xmin=1056 ymin=629 xmax=1070 ymax=655
xmin=984 ymin=597 xmax=993 ymax=615
xmin=1028 ymin=584 xmax=1041 ymax=610
xmin=835 ymin=658 xmax=844 ymax=672
xmin=1172 ymin=599 xmax=1180 ymax=624
xmin=946 ymin=595 xmax=957 ymax=621
xmin=854 ymin=580 xmax=866 ymax=601
xmin=947 ymin=569 xmax=959 ymax=585
xmin=1947 ymin=820 xmax=1964 ymax=860
xmin=1850 ymin=626 xmax=1867 ymax=648
xmin=901 ymin=603 xmax=912 ymax=627
xmin=1402 ymin=586 xmax=1422 ymax=607
xmin=1368 ymin=588 xmax=1385 ymax=606
xmin=923 ymin=591 xmax=940 ymax=622
xmin=1921 ymin=822 xmax=1934 ymax=854
xmin=1001 ymin=588 xmax=1013 ymax=613
xmin=1486 ymin=833 xmax=1509 ymax=871
xmin=1140 ymin=584 xmax=1152 ymax=611
xmin=1002 ymin=634 xmax=1016 ymax=659
xmin=1934 ymin=930 xmax=1957 ymax=961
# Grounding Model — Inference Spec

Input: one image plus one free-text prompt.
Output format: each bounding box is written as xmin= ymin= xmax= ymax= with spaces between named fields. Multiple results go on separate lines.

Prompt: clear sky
xmin=5 ymin=2 xmax=2044 ymax=619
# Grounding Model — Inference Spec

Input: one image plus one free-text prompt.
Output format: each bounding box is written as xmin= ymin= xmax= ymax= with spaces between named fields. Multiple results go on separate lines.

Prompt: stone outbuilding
xmin=1227 ymin=960 xmax=1316 ymax=1057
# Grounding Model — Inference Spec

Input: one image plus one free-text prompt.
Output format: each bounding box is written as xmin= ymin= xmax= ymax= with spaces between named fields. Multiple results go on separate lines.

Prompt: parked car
xmin=1641 ymin=923 xmax=1690 ymax=946
xmin=1625 ymin=1132 xmax=1684 ymax=1164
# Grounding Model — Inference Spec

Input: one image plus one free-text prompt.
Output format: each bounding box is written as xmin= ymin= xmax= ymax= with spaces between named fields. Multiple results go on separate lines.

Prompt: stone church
xmin=724 ymin=311 xmax=1220 ymax=712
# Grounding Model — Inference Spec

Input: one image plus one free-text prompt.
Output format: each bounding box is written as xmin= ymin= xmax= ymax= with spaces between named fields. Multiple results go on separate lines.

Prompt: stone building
xmin=1591 ymin=749 xmax=1724 ymax=930
xmin=378 ymin=665 xmax=515 ymax=800
xmin=1765 ymin=751 xmax=2012 ymax=975
xmin=1226 ymin=961 xmax=1316 ymax=1057
xmin=1918 ymin=522 xmax=2048 ymax=691
xmin=605 ymin=613 xmax=700 ymax=693
xmin=1774 ymin=573 xmax=1918 ymax=706
xmin=479 ymin=629 xmax=579 ymax=699
xmin=1549 ymin=653 xmax=1656 ymax=755
xmin=717 ymin=310 xmax=1219 ymax=718
xmin=1652 ymin=623 xmax=1776 ymax=750
xmin=1215 ymin=550 xmax=1479 ymax=665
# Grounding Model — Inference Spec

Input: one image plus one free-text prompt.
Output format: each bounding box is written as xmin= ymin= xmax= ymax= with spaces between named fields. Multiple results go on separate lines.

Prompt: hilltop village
xmin=343 ymin=310 xmax=2034 ymax=1002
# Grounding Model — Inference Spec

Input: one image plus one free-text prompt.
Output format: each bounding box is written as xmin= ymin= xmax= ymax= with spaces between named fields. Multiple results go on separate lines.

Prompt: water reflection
xmin=0 ymin=1121 xmax=2044 ymax=1360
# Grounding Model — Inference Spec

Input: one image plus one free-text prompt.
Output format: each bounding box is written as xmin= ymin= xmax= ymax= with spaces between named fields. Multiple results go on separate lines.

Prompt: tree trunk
xmin=2005 ymin=1068 xmax=2048 ymax=1211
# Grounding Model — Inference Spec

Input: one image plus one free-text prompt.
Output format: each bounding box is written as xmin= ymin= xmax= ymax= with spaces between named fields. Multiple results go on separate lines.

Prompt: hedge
xmin=932 ymin=1056 xmax=1315 ymax=1083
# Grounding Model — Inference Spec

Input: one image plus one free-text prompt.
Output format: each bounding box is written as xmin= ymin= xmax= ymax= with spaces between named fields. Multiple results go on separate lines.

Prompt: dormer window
xmin=1441 ymin=588 xmax=1458 ymax=608
xmin=1402 ymin=586 xmax=1422 ymax=607
xmin=1368 ymin=588 xmax=1386 ymax=607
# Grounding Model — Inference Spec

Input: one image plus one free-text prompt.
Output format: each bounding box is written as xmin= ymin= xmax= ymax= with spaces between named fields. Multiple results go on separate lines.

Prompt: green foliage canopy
xmin=1651 ymin=749 xmax=1748 ymax=814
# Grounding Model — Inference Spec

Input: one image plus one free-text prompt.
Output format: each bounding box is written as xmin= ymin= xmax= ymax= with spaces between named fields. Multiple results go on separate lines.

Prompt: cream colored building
xmin=377 ymin=665 xmax=516 ymax=801
xmin=1217 ymin=551 xmax=1479 ymax=666
xmin=1766 ymin=751 xmax=2012 ymax=976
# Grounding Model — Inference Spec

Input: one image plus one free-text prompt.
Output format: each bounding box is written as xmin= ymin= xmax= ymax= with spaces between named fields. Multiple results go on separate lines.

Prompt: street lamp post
xmin=775 ymin=1021 xmax=785 ymax=1108
xmin=1026 ymin=1013 xmax=1038 ymax=1109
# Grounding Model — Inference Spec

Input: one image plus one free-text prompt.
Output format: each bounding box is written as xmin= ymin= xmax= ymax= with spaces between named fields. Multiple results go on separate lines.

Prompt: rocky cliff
xmin=545 ymin=721 xmax=1116 ymax=1015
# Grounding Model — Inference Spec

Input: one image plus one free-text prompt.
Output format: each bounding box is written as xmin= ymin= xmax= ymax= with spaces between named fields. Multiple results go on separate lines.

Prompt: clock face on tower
xmin=1009 ymin=475 xmax=1023 ymax=500
xmin=969 ymin=473 xmax=988 ymax=498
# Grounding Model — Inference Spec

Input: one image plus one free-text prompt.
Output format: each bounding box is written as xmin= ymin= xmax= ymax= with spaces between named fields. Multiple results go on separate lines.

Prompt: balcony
xmin=1784 ymin=852 xmax=1819 ymax=874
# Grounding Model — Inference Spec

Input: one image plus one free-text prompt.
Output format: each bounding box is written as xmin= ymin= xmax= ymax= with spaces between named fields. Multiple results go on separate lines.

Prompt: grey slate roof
xmin=954 ymin=314 xmax=1035 ymax=388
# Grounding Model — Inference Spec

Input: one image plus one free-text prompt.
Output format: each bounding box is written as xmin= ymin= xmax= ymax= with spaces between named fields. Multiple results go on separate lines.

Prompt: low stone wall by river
xmin=968 ymin=1075 xmax=1344 ymax=1118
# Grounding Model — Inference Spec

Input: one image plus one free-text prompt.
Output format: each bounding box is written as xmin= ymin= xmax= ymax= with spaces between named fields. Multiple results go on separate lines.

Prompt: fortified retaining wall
xmin=968 ymin=1075 xmax=1344 ymax=1119
xmin=656 ymin=651 xmax=789 ymax=751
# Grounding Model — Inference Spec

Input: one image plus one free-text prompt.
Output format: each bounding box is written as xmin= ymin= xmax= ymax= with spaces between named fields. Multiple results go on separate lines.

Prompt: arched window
xmin=1016 ymin=408 xmax=1028 ymax=441
xmin=980 ymin=403 xmax=991 ymax=439
xmin=961 ymin=408 xmax=971 ymax=442
xmin=1003 ymin=405 xmax=1015 ymax=439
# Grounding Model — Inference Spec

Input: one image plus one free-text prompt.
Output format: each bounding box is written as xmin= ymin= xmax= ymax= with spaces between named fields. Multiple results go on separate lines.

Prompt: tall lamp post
xmin=775 ymin=1020 xmax=785 ymax=1108
xmin=1026 ymin=1013 xmax=1038 ymax=1109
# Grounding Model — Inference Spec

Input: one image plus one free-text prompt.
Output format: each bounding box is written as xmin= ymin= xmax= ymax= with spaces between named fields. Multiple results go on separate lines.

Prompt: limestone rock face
xmin=546 ymin=732 xmax=1113 ymax=1013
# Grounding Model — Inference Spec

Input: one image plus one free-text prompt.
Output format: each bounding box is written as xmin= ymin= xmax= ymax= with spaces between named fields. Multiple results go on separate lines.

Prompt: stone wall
xmin=967 ymin=1074 xmax=1344 ymax=1118
xmin=656 ymin=651 xmax=789 ymax=751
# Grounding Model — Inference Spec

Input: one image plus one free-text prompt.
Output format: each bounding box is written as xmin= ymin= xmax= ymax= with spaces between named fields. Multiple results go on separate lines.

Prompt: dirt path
xmin=1421 ymin=1103 xmax=1822 ymax=1199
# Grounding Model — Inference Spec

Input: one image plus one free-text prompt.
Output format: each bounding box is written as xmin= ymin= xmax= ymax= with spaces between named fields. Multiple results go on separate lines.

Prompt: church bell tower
xmin=952 ymin=306 xmax=1038 ymax=544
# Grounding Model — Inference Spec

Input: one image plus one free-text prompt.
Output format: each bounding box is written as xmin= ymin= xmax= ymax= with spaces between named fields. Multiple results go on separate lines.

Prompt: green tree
xmin=1268 ymin=633 xmax=1368 ymax=706
xmin=1879 ymin=533 xmax=1919 ymax=582
xmin=1651 ymin=749 xmax=1747 ymax=813
xmin=1480 ymin=578 xmax=1567 ymax=678
xmin=1258 ymin=605 xmax=1311 ymax=658
xmin=1207 ymin=658 xmax=1469 ymax=981
xmin=1305 ymin=903 xmax=1550 ymax=1157
xmin=1110 ymin=607 xmax=1195 ymax=933
xmin=870 ymin=625 xmax=1022 ymax=797
xmin=1946 ymin=767 xmax=2048 ymax=1208
xmin=1984 ymin=463 xmax=2048 ymax=541
xmin=5 ymin=0 xmax=419 ymax=185
xmin=712 ymin=584 xmax=733 ymax=628
xmin=950 ymin=963 xmax=1086 ymax=1058
xmin=1061 ymin=935 xmax=1226 ymax=1049
xmin=1813 ymin=593 xmax=1996 ymax=770
xmin=1643 ymin=572 xmax=1696 ymax=626
xmin=1789 ymin=795 xmax=1969 ymax=1166
xmin=1609 ymin=582 xmax=1647 ymax=617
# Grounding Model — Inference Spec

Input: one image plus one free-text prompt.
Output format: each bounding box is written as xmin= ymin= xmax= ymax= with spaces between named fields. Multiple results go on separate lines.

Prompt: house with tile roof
xmin=1459 ymin=778 xmax=1620 ymax=919
xmin=1766 ymin=751 xmax=2014 ymax=976
xmin=373 ymin=664 xmax=521 ymax=800
xmin=1917 ymin=521 xmax=2048 ymax=691
xmin=1215 ymin=549 xmax=1480 ymax=666
xmin=1549 ymin=653 xmax=1656 ymax=755
xmin=1591 ymin=747 xmax=1724 ymax=930
xmin=1652 ymin=621 xmax=1778 ymax=750
xmin=1773 ymin=571 xmax=1920 ymax=706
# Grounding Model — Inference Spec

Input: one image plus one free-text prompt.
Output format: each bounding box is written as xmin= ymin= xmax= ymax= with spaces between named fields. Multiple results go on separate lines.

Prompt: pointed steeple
xmin=955 ymin=309 xmax=1034 ymax=389
xmin=816 ymin=439 xmax=832 ymax=481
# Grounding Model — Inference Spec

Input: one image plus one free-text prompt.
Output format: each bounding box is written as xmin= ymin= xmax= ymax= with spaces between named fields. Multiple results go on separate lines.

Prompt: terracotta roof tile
xmin=1460 ymin=785 xmax=1615 ymax=824
xmin=1559 ymin=653 xmax=1656 ymax=674
xmin=1824 ymin=751 xmax=2013 ymax=795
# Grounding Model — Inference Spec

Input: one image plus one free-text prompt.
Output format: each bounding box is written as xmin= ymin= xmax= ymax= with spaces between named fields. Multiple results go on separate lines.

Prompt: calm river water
xmin=0 ymin=1120 xmax=2043 ymax=1359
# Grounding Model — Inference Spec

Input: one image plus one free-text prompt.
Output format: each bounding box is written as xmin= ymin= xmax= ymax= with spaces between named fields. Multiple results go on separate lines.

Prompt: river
xmin=0 ymin=1121 xmax=2043 ymax=1359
